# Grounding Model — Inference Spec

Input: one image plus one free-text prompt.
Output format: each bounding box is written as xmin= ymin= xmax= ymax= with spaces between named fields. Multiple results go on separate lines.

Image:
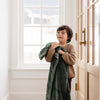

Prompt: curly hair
xmin=56 ymin=25 xmax=73 ymax=43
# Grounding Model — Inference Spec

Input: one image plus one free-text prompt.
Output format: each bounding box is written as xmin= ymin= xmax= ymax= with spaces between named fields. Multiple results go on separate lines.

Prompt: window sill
xmin=11 ymin=64 xmax=50 ymax=71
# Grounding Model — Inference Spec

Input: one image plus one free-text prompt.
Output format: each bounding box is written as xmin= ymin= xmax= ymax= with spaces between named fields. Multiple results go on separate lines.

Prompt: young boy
xmin=45 ymin=25 xmax=76 ymax=92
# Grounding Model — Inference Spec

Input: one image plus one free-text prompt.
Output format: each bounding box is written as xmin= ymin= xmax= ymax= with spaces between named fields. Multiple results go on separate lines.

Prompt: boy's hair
xmin=56 ymin=25 xmax=73 ymax=43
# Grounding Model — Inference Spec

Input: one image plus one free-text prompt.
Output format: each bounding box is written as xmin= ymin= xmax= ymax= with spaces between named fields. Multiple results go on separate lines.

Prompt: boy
xmin=45 ymin=25 xmax=76 ymax=92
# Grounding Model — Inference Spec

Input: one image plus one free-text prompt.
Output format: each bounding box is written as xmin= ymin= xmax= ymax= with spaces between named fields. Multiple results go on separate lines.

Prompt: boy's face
xmin=56 ymin=29 xmax=68 ymax=43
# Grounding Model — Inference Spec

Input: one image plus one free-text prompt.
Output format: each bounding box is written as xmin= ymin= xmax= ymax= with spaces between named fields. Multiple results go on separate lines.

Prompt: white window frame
xmin=18 ymin=0 xmax=66 ymax=69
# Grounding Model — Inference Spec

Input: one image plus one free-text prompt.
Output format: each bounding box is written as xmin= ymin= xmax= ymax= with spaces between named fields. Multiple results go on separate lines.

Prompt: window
xmin=87 ymin=0 xmax=100 ymax=65
xmin=77 ymin=0 xmax=100 ymax=66
xmin=18 ymin=0 xmax=66 ymax=68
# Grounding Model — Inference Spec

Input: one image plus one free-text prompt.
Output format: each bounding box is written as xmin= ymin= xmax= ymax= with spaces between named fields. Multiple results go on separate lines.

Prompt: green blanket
xmin=39 ymin=42 xmax=71 ymax=100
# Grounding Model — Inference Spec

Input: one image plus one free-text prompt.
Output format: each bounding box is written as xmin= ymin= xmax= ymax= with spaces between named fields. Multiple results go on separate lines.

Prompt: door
xmin=76 ymin=0 xmax=100 ymax=100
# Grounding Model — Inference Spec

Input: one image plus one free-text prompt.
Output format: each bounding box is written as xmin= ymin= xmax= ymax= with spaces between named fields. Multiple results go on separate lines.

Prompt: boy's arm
xmin=45 ymin=46 xmax=55 ymax=62
xmin=61 ymin=44 xmax=76 ymax=65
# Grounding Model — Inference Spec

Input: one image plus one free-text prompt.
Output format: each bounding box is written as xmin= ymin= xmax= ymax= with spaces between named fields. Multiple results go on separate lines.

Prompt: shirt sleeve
xmin=61 ymin=44 xmax=76 ymax=65
xmin=45 ymin=46 xmax=55 ymax=62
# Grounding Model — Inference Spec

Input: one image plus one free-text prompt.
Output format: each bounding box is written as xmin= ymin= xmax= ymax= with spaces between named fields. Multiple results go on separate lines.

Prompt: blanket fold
xmin=39 ymin=42 xmax=71 ymax=100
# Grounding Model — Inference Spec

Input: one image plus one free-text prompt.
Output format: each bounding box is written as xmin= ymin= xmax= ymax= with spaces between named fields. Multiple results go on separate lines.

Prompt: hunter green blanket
xmin=39 ymin=42 xmax=71 ymax=100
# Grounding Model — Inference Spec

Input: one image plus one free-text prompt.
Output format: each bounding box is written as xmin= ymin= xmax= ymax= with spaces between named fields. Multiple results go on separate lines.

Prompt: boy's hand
xmin=51 ymin=42 xmax=59 ymax=49
xmin=58 ymin=50 xmax=65 ymax=55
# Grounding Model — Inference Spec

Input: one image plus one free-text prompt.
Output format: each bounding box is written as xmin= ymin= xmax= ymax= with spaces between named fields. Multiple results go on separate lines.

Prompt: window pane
xmin=82 ymin=15 xmax=85 ymax=60
xmin=24 ymin=0 xmax=41 ymax=7
xmin=42 ymin=0 xmax=59 ymax=7
xmin=24 ymin=46 xmax=41 ymax=64
xmin=24 ymin=9 xmax=41 ymax=25
xmin=82 ymin=0 xmax=85 ymax=13
xmin=89 ymin=0 xmax=92 ymax=6
xmin=89 ymin=8 xmax=92 ymax=64
xmin=42 ymin=9 xmax=59 ymax=26
xmin=42 ymin=27 xmax=58 ymax=44
xmin=94 ymin=2 xmax=100 ymax=66
xmin=79 ymin=0 xmax=81 ymax=14
xmin=24 ymin=27 xmax=41 ymax=44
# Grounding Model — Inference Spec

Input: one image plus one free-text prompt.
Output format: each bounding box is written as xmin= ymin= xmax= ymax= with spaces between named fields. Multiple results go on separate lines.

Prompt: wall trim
xmin=11 ymin=67 xmax=49 ymax=71
xmin=10 ymin=69 xmax=49 ymax=79
xmin=10 ymin=92 xmax=46 ymax=95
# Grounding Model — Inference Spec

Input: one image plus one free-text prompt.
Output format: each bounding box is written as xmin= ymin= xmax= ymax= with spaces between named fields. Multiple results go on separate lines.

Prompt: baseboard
xmin=10 ymin=92 xmax=46 ymax=100
xmin=2 ymin=94 xmax=9 ymax=100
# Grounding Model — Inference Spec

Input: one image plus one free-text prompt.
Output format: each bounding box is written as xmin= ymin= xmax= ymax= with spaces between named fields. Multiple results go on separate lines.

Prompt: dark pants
xmin=68 ymin=78 xmax=72 ymax=92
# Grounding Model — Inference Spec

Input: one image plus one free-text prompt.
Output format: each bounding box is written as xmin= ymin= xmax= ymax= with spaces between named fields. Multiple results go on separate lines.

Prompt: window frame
xmin=18 ymin=0 xmax=67 ymax=68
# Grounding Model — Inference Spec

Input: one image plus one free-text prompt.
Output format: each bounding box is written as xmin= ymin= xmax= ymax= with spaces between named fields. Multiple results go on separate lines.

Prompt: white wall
xmin=10 ymin=0 xmax=19 ymax=68
xmin=99 ymin=22 xmax=100 ymax=100
xmin=0 ymin=0 xmax=10 ymax=100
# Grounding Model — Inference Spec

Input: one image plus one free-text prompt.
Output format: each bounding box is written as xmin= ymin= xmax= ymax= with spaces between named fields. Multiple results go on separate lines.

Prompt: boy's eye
xmin=57 ymin=32 xmax=65 ymax=34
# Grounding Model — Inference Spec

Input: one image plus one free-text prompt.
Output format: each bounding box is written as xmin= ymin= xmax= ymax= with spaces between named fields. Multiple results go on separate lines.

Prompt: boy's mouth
xmin=58 ymin=37 xmax=62 ymax=38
